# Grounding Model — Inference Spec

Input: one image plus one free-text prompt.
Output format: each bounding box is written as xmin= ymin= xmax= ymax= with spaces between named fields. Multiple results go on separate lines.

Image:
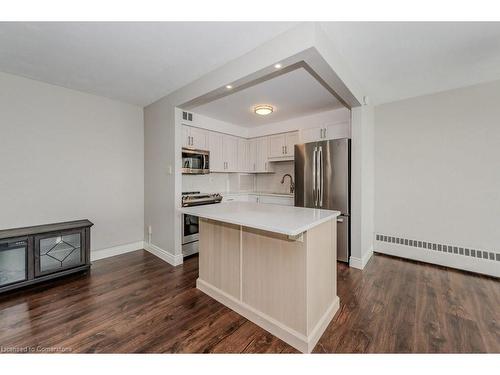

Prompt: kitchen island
xmin=179 ymin=202 xmax=340 ymax=353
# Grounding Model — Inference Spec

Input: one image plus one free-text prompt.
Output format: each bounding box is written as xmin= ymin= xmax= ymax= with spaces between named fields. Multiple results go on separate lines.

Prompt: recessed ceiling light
xmin=225 ymin=85 xmax=233 ymax=89
xmin=274 ymin=63 xmax=282 ymax=69
xmin=254 ymin=105 xmax=274 ymax=116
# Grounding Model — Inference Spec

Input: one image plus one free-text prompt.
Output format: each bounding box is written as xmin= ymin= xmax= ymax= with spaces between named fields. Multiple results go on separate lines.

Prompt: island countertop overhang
xmin=179 ymin=202 xmax=340 ymax=236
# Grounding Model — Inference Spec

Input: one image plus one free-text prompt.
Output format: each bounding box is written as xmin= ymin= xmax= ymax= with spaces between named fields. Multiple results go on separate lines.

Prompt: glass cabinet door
xmin=35 ymin=230 xmax=84 ymax=276
xmin=0 ymin=238 xmax=28 ymax=287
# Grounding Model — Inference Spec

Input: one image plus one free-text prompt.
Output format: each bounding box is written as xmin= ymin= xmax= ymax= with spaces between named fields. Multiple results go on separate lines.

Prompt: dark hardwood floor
xmin=0 ymin=250 xmax=498 ymax=353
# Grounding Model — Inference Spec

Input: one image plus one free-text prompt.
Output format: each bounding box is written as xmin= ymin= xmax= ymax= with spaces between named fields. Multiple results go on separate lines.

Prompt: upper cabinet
xmin=223 ymin=135 xmax=239 ymax=172
xmin=248 ymin=137 xmax=271 ymax=173
xmin=208 ymin=131 xmax=224 ymax=172
xmin=238 ymin=139 xmax=250 ymax=172
xmin=268 ymin=131 xmax=299 ymax=160
xmin=182 ymin=125 xmax=208 ymax=150
xmin=208 ymin=132 xmax=239 ymax=172
xmin=299 ymin=122 xmax=351 ymax=144
xmin=182 ymin=122 xmax=351 ymax=174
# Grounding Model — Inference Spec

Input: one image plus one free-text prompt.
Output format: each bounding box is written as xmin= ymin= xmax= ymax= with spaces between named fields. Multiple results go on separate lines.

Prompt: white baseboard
xmin=197 ymin=278 xmax=339 ymax=353
xmin=306 ymin=297 xmax=340 ymax=353
xmin=375 ymin=241 xmax=499 ymax=278
xmin=144 ymin=242 xmax=183 ymax=266
xmin=91 ymin=241 xmax=145 ymax=261
xmin=349 ymin=246 xmax=374 ymax=269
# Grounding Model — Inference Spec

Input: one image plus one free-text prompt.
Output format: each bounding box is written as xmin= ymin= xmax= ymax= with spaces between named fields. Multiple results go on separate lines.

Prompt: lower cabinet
xmin=0 ymin=220 xmax=93 ymax=294
xmin=35 ymin=228 xmax=87 ymax=277
xmin=222 ymin=194 xmax=293 ymax=206
xmin=0 ymin=237 xmax=30 ymax=288
xmin=258 ymin=195 xmax=294 ymax=206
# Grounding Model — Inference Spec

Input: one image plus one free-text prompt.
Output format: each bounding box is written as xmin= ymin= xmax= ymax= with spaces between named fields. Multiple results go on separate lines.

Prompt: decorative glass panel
xmin=40 ymin=233 xmax=82 ymax=273
xmin=0 ymin=242 xmax=27 ymax=286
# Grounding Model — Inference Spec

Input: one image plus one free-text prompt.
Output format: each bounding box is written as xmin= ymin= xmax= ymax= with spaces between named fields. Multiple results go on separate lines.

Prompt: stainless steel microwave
xmin=182 ymin=148 xmax=210 ymax=174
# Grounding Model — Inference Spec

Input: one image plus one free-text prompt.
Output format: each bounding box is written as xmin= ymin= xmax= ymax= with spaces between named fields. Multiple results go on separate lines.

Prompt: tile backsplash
xmin=182 ymin=161 xmax=294 ymax=194
xmin=182 ymin=173 xmax=230 ymax=193
xmin=255 ymin=161 xmax=294 ymax=194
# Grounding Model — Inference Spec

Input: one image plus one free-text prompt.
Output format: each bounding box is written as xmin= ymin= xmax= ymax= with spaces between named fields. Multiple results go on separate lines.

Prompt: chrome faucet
xmin=281 ymin=174 xmax=295 ymax=194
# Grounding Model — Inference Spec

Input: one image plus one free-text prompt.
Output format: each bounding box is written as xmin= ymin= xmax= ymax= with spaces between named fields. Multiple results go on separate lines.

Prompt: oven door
xmin=182 ymin=214 xmax=199 ymax=245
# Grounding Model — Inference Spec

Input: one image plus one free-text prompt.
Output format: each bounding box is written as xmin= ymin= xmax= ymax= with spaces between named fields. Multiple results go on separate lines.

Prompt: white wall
xmin=0 ymin=72 xmax=144 ymax=258
xmin=350 ymin=105 xmax=375 ymax=269
xmin=374 ymin=79 xmax=500 ymax=277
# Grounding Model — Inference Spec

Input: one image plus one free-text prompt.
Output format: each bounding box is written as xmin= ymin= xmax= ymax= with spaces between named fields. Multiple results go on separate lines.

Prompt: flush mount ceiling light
xmin=254 ymin=105 xmax=274 ymax=116
xmin=274 ymin=63 xmax=282 ymax=69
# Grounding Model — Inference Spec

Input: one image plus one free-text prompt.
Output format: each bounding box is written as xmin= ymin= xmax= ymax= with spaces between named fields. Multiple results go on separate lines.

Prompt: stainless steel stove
xmin=181 ymin=191 xmax=222 ymax=207
xmin=181 ymin=191 xmax=222 ymax=257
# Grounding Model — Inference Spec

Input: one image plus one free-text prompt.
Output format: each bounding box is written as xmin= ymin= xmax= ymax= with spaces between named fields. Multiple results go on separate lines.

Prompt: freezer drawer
xmin=336 ymin=215 xmax=350 ymax=263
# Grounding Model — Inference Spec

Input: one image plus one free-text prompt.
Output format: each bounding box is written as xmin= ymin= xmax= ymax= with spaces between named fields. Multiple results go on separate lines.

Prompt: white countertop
xmin=179 ymin=202 xmax=340 ymax=236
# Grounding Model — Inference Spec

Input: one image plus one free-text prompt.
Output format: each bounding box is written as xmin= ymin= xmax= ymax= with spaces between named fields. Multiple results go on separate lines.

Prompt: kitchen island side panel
xmin=199 ymin=218 xmax=241 ymax=299
xmin=241 ymin=227 xmax=307 ymax=335
xmin=306 ymin=219 xmax=337 ymax=334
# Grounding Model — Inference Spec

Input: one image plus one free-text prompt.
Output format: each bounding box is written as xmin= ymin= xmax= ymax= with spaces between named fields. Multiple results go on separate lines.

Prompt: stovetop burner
xmin=181 ymin=192 xmax=222 ymax=207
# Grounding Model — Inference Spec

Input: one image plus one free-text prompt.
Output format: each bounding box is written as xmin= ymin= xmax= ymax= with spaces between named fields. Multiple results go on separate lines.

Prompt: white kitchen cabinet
xmin=222 ymin=194 xmax=249 ymax=202
xmin=268 ymin=132 xmax=299 ymax=159
xmin=299 ymin=127 xmax=322 ymax=144
xmin=325 ymin=122 xmax=351 ymax=139
xmin=208 ymin=132 xmax=224 ymax=172
xmin=209 ymin=132 xmax=239 ymax=172
xmin=285 ymin=132 xmax=299 ymax=158
xmin=247 ymin=194 xmax=259 ymax=203
xmin=268 ymin=134 xmax=286 ymax=158
xmin=258 ymin=195 xmax=294 ymax=206
xmin=223 ymin=193 xmax=293 ymax=205
xmin=238 ymin=139 xmax=250 ymax=172
xmin=182 ymin=126 xmax=190 ymax=148
xmin=248 ymin=137 xmax=271 ymax=173
xmin=182 ymin=125 xmax=208 ymax=149
xmin=299 ymin=122 xmax=351 ymax=143
xmin=223 ymin=135 xmax=239 ymax=172
xmin=256 ymin=137 xmax=270 ymax=172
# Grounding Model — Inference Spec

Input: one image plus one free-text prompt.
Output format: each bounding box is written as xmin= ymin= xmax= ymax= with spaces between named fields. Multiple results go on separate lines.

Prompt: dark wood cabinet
xmin=0 ymin=220 xmax=93 ymax=294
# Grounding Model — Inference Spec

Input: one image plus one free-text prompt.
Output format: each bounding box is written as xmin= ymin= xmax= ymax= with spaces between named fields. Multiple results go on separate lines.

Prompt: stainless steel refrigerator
xmin=294 ymin=138 xmax=350 ymax=262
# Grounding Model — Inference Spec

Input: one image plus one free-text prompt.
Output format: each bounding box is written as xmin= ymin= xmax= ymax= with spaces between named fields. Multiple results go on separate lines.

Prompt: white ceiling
xmin=192 ymin=68 xmax=343 ymax=127
xmin=0 ymin=22 xmax=296 ymax=106
xmin=1 ymin=22 xmax=500 ymax=107
xmin=319 ymin=22 xmax=500 ymax=104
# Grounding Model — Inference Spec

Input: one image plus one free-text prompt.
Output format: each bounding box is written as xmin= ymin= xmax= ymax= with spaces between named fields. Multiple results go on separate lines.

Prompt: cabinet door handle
xmin=285 ymin=145 xmax=287 ymax=154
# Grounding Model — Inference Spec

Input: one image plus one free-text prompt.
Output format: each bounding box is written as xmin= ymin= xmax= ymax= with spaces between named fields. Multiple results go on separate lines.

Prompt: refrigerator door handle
xmin=319 ymin=145 xmax=323 ymax=207
xmin=313 ymin=146 xmax=317 ymax=206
